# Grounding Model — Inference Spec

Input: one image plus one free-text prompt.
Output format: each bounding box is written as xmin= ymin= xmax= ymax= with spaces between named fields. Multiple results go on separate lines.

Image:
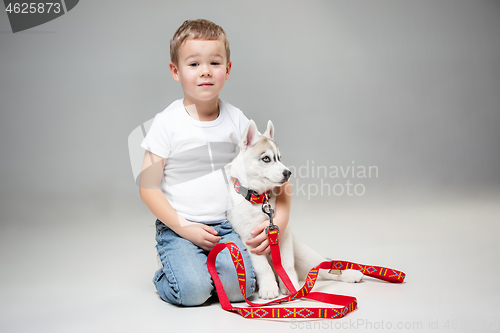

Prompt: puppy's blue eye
xmin=262 ymin=156 xmax=271 ymax=163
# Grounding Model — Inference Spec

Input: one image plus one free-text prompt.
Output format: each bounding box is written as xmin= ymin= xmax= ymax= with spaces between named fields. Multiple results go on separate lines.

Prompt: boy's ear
xmin=225 ymin=60 xmax=232 ymax=80
xmin=169 ymin=62 xmax=180 ymax=82
xmin=241 ymin=120 xmax=259 ymax=150
xmin=263 ymin=120 xmax=274 ymax=140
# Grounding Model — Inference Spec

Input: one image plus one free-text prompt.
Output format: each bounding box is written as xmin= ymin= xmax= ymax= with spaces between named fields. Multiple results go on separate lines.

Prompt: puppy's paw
xmin=258 ymin=284 xmax=280 ymax=299
xmin=340 ymin=269 xmax=364 ymax=283
xmin=279 ymin=282 xmax=291 ymax=296
xmin=279 ymin=279 xmax=300 ymax=296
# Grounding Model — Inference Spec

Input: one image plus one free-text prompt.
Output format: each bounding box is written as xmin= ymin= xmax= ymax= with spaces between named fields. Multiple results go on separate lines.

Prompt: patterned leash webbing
xmin=207 ymin=229 xmax=405 ymax=320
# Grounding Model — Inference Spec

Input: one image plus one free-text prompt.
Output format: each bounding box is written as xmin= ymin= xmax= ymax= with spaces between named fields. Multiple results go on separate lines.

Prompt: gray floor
xmin=1 ymin=185 xmax=499 ymax=333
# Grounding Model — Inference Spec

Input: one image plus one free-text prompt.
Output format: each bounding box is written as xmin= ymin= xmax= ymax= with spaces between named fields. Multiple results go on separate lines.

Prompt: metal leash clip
xmin=262 ymin=195 xmax=279 ymax=235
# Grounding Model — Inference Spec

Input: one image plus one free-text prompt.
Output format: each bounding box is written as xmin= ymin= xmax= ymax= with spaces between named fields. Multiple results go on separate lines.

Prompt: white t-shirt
xmin=141 ymin=99 xmax=249 ymax=223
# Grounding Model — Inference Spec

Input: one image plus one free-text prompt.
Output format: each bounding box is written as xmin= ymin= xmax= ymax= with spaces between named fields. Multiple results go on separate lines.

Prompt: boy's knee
xmin=178 ymin=281 xmax=213 ymax=306
xmin=155 ymin=272 xmax=213 ymax=306
xmin=226 ymin=287 xmax=247 ymax=303
xmin=224 ymin=275 xmax=256 ymax=303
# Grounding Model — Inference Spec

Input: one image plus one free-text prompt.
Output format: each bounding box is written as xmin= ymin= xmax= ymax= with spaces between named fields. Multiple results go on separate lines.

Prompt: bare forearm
xmin=139 ymin=188 xmax=188 ymax=231
xmin=274 ymin=181 xmax=292 ymax=231
xmin=138 ymin=151 xmax=208 ymax=242
xmin=140 ymin=188 xmax=221 ymax=250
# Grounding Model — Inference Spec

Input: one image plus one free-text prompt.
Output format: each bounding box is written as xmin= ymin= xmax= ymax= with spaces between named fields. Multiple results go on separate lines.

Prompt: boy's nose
xmin=200 ymin=65 xmax=212 ymax=76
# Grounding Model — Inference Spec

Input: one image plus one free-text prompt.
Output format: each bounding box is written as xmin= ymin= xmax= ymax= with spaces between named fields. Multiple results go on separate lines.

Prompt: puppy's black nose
xmin=283 ymin=169 xmax=292 ymax=181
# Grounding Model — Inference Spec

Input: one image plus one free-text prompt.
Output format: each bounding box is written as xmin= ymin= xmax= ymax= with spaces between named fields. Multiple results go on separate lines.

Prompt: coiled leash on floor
xmin=207 ymin=199 xmax=406 ymax=320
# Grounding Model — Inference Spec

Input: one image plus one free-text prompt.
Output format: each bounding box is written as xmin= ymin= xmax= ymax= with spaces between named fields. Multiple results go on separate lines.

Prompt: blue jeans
xmin=153 ymin=219 xmax=256 ymax=306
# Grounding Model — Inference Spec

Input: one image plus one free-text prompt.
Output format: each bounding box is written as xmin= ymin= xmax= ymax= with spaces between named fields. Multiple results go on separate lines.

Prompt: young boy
xmin=139 ymin=19 xmax=291 ymax=306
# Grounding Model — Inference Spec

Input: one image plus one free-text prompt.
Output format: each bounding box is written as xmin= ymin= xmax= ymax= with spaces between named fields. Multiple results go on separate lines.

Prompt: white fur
xmin=228 ymin=120 xmax=363 ymax=300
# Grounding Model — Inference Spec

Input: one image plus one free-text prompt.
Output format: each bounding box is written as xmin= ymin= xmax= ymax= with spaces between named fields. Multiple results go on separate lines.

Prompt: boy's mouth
xmin=198 ymin=83 xmax=214 ymax=87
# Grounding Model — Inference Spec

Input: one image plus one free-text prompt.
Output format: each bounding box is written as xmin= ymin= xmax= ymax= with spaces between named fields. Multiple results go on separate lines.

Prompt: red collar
xmin=232 ymin=178 xmax=269 ymax=204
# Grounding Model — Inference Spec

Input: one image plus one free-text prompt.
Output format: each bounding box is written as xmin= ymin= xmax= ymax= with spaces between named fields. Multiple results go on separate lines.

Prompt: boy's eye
xmin=189 ymin=63 xmax=198 ymax=67
xmin=211 ymin=61 xmax=220 ymax=65
xmin=262 ymin=156 xmax=271 ymax=163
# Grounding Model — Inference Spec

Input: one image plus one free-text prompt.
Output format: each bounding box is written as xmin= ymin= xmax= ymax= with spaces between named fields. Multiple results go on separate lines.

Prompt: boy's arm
xmin=245 ymin=181 xmax=292 ymax=255
xmin=139 ymin=151 xmax=221 ymax=251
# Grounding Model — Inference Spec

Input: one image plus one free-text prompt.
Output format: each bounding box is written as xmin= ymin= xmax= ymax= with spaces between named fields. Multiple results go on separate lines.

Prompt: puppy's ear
xmin=241 ymin=120 xmax=259 ymax=150
xmin=263 ymin=120 xmax=274 ymax=140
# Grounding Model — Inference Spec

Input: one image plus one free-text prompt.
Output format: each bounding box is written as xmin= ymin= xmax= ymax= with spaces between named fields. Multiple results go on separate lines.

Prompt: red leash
xmin=207 ymin=228 xmax=405 ymax=319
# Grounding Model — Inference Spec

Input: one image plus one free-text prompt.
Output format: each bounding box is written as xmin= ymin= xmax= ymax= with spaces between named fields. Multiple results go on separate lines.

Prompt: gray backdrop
xmin=1 ymin=1 xmax=499 ymax=331
xmin=1 ymin=0 xmax=499 ymax=203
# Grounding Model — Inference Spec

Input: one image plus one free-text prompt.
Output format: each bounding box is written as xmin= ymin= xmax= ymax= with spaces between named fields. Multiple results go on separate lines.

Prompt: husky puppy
xmin=227 ymin=120 xmax=363 ymax=300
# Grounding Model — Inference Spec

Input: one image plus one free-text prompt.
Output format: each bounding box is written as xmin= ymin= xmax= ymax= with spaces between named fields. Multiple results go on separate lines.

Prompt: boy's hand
xmin=247 ymin=182 xmax=291 ymax=255
xmin=245 ymin=219 xmax=278 ymax=255
xmin=174 ymin=222 xmax=221 ymax=251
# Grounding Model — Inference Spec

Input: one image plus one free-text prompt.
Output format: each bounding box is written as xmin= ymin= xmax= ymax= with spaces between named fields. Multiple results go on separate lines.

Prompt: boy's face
xmin=169 ymin=39 xmax=231 ymax=107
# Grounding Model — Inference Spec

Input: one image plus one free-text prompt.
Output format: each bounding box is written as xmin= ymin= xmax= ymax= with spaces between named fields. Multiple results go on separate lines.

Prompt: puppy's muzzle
xmin=282 ymin=169 xmax=292 ymax=183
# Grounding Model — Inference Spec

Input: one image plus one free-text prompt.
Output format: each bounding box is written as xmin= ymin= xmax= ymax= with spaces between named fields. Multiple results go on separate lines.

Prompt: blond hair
xmin=170 ymin=19 xmax=230 ymax=65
